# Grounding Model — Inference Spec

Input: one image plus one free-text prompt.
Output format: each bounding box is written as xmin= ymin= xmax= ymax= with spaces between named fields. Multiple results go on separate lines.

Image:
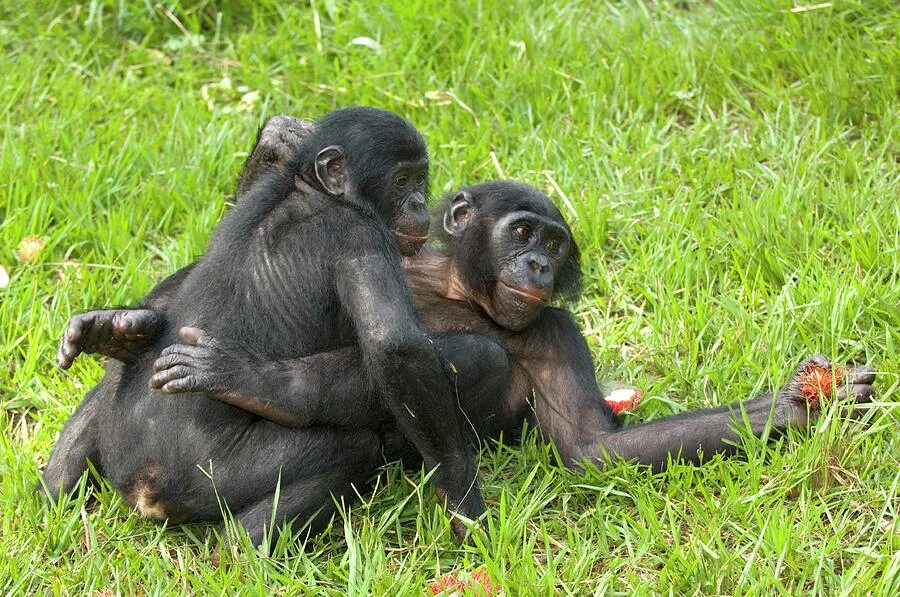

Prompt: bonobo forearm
xmin=260 ymin=348 xmax=385 ymax=428
xmin=336 ymin=254 xmax=486 ymax=532
xmin=151 ymin=335 xmax=386 ymax=428
xmin=368 ymin=336 xmax=484 ymax=517
xmin=573 ymin=394 xmax=779 ymax=471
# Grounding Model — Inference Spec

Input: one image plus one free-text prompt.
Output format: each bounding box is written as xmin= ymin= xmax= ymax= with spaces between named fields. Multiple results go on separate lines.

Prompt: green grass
xmin=1 ymin=0 xmax=898 ymax=593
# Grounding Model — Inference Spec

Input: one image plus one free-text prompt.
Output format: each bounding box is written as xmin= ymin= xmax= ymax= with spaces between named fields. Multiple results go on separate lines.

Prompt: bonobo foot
xmin=57 ymin=309 xmax=159 ymax=369
xmin=768 ymin=355 xmax=876 ymax=428
xmin=149 ymin=326 xmax=259 ymax=396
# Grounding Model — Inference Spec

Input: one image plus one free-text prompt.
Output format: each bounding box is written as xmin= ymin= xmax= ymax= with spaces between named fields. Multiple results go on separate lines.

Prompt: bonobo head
xmin=437 ymin=181 xmax=582 ymax=331
xmin=292 ymin=107 xmax=430 ymax=256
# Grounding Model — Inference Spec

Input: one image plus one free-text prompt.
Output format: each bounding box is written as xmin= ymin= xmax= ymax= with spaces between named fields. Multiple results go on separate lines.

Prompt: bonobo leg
xmin=200 ymin=425 xmax=382 ymax=563
xmin=55 ymin=263 xmax=196 ymax=369
xmin=218 ymin=445 xmax=378 ymax=558
xmin=57 ymin=309 xmax=160 ymax=369
xmin=578 ymin=357 xmax=876 ymax=471
xmin=41 ymin=384 xmax=105 ymax=495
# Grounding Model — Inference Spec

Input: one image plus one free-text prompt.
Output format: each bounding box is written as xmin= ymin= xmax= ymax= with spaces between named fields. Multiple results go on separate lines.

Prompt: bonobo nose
xmin=528 ymin=254 xmax=550 ymax=273
xmin=408 ymin=192 xmax=426 ymax=210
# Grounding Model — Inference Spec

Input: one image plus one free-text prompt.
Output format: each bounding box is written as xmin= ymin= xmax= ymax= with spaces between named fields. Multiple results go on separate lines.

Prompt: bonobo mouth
xmin=393 ymin=230 xmax=429 ymax=256
xmin=499 ymin=281 xmax=550 ymax=305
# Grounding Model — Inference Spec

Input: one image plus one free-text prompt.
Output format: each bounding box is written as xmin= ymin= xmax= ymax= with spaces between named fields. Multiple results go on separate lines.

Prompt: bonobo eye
xmin=415 ymin=173 xmax=426 ymax=185
xmin=514 ymin=224 xmax=531 ymax=239
xmin=546 ymin=238 xmax=561 ymax=254
xmin=394 ymin=174 xmax=409 ymax=187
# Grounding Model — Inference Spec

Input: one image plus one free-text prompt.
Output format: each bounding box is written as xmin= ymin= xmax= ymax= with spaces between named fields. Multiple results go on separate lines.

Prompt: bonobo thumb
xmin=178 ymin=326 xmax=209 ymax=346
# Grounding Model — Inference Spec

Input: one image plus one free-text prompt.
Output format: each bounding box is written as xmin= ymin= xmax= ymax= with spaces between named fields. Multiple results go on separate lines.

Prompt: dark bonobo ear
xmin=442 ymin=191 xmax=474 ymax=236
xmin=314 ymin=145 xmax=348 ymax=196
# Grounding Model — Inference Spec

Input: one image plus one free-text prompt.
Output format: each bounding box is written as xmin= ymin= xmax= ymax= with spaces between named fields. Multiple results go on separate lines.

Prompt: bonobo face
xmin=488 ymin=210 xmax=571 ymax=330
xmin=442 ymin=182 xmax=580 ymax=332
xmin=384 ymin=158 xmax=430 ymax=256
xmin=302 ymin=107 xmax=431 ymax=257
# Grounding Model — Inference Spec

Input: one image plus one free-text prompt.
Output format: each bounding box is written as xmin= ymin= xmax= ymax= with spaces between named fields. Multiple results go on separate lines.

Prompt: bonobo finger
xmin=178 ymin=326 xmax=212 ymax=346
xmin=60 ymin=343 xmax=78 ymax=367
xmin=149 ymin=365 xmax=192 ymax=390
xmin=113 ymin=309 xmax=157 ymax=337
xmin=56 ymin=342 xmax=73 ymax=369
xmin=836 ymin=383 xmax=875 ymax=404
xmin=65 ymin=322 xmax=83 ymax=343
xmin=152 ymin=345 xmax=205 ymax=372
xmin=846 ymin=365 xmax=875 ymax=386
xmin=161 ymin=376 xmax=200 ymax=395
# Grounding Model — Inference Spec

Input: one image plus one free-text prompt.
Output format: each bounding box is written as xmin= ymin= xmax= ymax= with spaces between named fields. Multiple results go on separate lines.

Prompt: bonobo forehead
xmin=391 ymin=158 xmax=429 ymax=173
xmin=494 ymin=209 xmax=570 ymax=237
xmin=458 ymin=181 xmax=566 ymax=225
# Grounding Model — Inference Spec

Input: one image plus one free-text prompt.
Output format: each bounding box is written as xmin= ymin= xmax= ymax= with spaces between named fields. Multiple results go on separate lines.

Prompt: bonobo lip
xmin=394 ymin=231 xmax=429 ymax=243
xmin=499 ymin=281 xmax=550 ymax=305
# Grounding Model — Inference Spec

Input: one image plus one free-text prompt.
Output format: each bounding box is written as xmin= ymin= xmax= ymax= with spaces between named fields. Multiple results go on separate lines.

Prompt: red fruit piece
xmin=428 ymin=569 xmax=495 ymax=595
xmin=797 ymin=362 xmax=844 ymax=409
xmin=604 ymin=387 xmax=643 ymax=416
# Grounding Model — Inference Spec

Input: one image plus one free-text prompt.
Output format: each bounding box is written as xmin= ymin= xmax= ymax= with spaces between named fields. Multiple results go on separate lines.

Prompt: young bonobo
xmin=44 ymin=108 xmax=486 ymax=549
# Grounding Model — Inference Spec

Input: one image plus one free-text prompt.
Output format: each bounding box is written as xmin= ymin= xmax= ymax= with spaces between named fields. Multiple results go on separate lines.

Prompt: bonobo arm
xmin=334 ymin=250 xmax=486 ymax=531
xmin=56 ymin=263 xmax=196 ymax=368
xmin=519 ymin=310 xmax=876 ymax=471
xmin=149 ymin=327 xmax=386 ymax=428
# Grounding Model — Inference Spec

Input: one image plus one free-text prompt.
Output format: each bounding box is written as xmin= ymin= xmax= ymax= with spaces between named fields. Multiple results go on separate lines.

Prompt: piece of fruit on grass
xmin=428 ymin=569 xmax=495 ymax=595
xmin=797 ymin=361 xmax=844 ymax=409
xmin=604 ymin=387 xmax=642 ymax=415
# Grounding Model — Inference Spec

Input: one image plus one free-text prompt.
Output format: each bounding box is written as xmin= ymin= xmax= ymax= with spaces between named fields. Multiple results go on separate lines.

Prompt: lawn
xmin=1 ymin=0 xmax=898 ymax=594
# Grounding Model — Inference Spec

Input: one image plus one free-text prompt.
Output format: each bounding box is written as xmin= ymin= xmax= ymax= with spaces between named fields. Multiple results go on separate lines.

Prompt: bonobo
xmin=56 ymin=121 xmax=878 ymax=479
xmin=43 ymin=107 xmax=486 ymax=549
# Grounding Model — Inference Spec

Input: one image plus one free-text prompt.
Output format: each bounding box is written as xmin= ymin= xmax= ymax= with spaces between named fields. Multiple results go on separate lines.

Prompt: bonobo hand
xmin=149 ymin=327 xmax=259 ymax=396
xmin=57 ymin=309 xmax=159 ymax=369
xmin=255 ymin=115 xmax=315 ymax=167
xmin=769 ymin=355 xmax=876 ymax=428
xmin=235 ymin=115 xmax=316 ymax=197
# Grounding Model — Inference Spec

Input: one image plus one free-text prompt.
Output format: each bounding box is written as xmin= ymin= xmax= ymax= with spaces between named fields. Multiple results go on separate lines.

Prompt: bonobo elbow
xmin=364 ymin=326 xmax=430 ymax=362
